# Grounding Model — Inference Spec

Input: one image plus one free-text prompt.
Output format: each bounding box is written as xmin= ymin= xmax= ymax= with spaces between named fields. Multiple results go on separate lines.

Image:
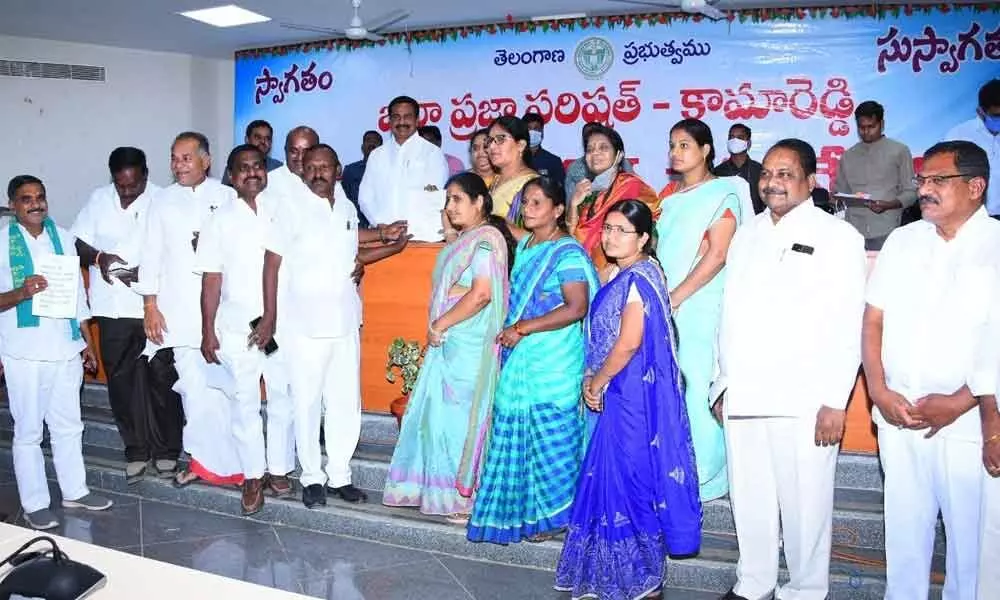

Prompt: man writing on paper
xmin=253 ymin=144 xmax=410 ymax=509
xmin=715 ymin=140 xmax=867 ymax=600
xmin=834 ymin=101 xmax=918 ymax=250
xmin=136 ymin=132 xmax=243 ymax=489
xmin=72 ymin=147 xmax=180 ymax=485
xmin=196 ymin=145 xmax=297 ymax=515
xmin=1 ymin=175 xmax=113 ymax=530
xmin=359 ymin=95 xmax=448 ymax=241
xmin=863 ymin=141 xmax=998 ymax=599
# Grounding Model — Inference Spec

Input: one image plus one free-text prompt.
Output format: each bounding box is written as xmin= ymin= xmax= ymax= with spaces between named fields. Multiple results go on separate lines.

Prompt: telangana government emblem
xmin=574 ymin=37 xmax=614 ymax=80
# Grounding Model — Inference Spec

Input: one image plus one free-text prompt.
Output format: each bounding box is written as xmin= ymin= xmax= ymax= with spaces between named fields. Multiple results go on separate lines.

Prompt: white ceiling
xmin=0 ymin=0 xmax=975 ymax=59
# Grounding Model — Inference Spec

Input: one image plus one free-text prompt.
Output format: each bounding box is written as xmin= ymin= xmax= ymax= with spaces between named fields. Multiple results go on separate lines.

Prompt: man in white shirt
xmin=1 ymin=175 xmax=113 ymax=529
xmin=975 ymin=315 xmax=1000 ymax=600
xmin=946 ymin=79 xmax=999 ymax=216
xmin=72 ymin=147 xmax=182 ymax=485
xmin=358 ymin=95 xmax=448 ymax=238
xmin=135 ymin=131 xmax=243 ymax=488
xmin=863 ymin=140 xmax=999 ymax=600
xmin=716 ymin=139 xmax=867 ymax=600
xmin=196 ymin=145 xmax=296 ymax=515
xmin=254 ymin=144 xmax=409 ymax=508
xmin=266 ymin=125 xmax=318 ymax=201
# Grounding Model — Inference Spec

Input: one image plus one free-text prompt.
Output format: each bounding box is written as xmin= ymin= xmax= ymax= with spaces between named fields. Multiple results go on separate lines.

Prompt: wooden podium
xmin=82 ymin=242 xmax=879 ymax=453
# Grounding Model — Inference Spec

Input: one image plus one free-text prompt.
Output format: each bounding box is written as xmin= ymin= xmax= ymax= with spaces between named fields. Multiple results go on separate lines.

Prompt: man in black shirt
xmin=522 ymin=111 xmax=566 ymax=188
xmin=714 ymin=123 xmax=764 ymax=214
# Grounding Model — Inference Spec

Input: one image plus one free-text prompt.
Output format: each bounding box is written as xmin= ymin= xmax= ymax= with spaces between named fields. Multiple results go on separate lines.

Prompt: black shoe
xmin=302 ymin=484 xmax=327 ymax=509
xmin=327 ymin=484 xmax=368 ymax=504
xmin=719 ymin=590 xmax=750 ymax=600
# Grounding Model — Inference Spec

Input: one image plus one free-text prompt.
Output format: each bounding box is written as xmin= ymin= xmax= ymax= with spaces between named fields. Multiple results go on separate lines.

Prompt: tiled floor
xmin=0 ymin=478 xmax=718 ymax=599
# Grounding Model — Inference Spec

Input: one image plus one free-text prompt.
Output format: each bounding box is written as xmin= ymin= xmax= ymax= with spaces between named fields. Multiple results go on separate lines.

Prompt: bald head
xmin=284 ymin=126 xmax=320 ymax=176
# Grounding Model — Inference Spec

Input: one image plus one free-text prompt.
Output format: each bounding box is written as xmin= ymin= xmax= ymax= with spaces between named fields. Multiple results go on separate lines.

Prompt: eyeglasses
xmin=912 ymin=173 xmax=970 ymax=187
xmin=759 ymin=170 xmax=798 ymax=182
xmin=485 ymin=134 xmax=509 ymax=147
xmin=602 ymin=224 xmax=638 ymax=236
xmin=586 ymin=144 xmax=615 ymax=154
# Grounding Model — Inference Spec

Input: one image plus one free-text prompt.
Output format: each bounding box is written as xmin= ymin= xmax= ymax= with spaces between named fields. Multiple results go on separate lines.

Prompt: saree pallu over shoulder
xmin=555 ymin=259 xmax=702 ymax=600
xmin=490 ymin=171 xmax=538 ymax=225
xmin=466 ymin=235 xmax=599 ymax=544
xmin=572 ymin=172 xmax=661 ymax=269
xmin=383 ymin=226 xmax=509 ymax=514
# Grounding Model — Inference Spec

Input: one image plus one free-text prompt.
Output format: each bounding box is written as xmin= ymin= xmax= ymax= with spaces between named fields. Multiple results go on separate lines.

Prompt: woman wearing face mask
xmin=655 ymin=118 xmax=746 ymax=502
xmin=555 ymin=200 xmax=701 ymax=600
xmin=384 ymin=172 xmax=515 ymax=522
xmin=567 ymin=124 xmax=660 ymax=269
xmin=467 ymin=176 xmax=600 ymax=545
xmin=485 ymin=116 xmax=538 ymax=224
xmin=467 ymin=129 xmax=497 ymax=188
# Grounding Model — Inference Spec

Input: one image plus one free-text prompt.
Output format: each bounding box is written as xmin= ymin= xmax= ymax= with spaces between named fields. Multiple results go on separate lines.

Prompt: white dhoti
xmin=978 ymin=471 xmax=999 ymax=600
xmin=724 ymin=413 xmax=838 ymax=600
xmin=3 ymin=355 xmax=90 ymax=513
xmin=215 ymin=331 xmax=296 ymax=479
xmin=286 ymin=332 xmax=361 ymax=488
xmin=878 ymin=425 xmax=982 ymax=600
xmin=173 ymin=346 xmax=242 ymax=480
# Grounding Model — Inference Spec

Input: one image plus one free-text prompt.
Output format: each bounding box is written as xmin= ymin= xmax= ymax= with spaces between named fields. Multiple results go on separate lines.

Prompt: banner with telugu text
xmin=234 ymin=7 xmax=999 ymax=193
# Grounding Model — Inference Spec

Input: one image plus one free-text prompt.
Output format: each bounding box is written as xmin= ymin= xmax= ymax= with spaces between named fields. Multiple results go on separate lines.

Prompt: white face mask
xmin=528 ymin=130 xmax=543 ymax=149
xmin=727 ymin=138 xmax=749 ymax=155
xmin=590 ymin=151 xmax=623 ymax=192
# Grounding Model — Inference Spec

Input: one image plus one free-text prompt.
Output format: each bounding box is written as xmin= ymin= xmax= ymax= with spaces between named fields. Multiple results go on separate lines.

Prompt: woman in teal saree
xmin=467 ymin=176 xmax=600 ymax=544
xmin=383 ymin=173 xmax=515 ymax=519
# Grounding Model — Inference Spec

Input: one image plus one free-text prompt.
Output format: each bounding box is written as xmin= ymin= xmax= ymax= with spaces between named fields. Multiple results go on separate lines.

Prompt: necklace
xmin=678 ymin=172 xmax=713 ymax=194
xmin=492 ymin=166 xmax=530 ymax=190
xmin=528 ymin=225 xmax=561 ymax=248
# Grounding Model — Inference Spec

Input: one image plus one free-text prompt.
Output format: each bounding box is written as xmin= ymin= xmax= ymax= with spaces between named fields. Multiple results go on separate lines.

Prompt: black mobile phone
xmin=249 ymin=316 xmax=279 ymax=356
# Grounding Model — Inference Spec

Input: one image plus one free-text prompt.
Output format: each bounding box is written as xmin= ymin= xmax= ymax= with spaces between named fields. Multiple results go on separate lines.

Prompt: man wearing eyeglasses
xmin=862 ymin=140 xmax=998 ymax=600
xmin=834 ymin=100 xmax=918 ymax=251
xmin=358 ymin=95 xmax=448 ymax=241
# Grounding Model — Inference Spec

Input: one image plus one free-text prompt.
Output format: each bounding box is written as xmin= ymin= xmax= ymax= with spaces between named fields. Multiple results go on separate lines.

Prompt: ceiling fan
xmin=280 ymin=0 xmax=410 ymax=42
xmin=607 ymin=0 xmax=727 ymax=21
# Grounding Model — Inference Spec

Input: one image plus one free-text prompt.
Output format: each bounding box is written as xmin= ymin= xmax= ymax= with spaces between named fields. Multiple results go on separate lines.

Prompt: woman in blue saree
xmin=556 ymin=200 xmax=702 ymax=600
xmin=467 ymin=176 xmax=600 ymax=545
xmin=383 ymin=173 xmax=515 ymax=520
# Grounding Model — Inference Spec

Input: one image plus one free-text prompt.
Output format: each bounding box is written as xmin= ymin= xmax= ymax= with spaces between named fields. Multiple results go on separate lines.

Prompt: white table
xmin=0 ymin=522 xmax=312 ymax=599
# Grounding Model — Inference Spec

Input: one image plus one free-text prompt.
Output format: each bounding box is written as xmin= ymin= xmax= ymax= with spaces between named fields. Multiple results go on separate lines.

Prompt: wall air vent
xmin=0 ymin=60 xmax=105 ymax=82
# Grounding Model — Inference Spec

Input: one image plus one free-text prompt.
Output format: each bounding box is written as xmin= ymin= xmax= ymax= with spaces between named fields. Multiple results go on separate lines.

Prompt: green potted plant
xmin=385 ymin=337 xmax=423 ymax=428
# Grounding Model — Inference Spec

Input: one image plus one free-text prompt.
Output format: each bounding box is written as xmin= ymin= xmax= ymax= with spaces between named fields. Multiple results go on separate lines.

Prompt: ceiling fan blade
xmin=606 ymin=0 xmax=683 ymax=8
xmin=364 ymin=32 xmax=386 ymax=42
xmin=699 ymin=5 xmax=726 ymax=20
xmin=280 ymin=22 xmax=347 ymax=36
xmin=366 ymin=9 xmax=410 ymax=33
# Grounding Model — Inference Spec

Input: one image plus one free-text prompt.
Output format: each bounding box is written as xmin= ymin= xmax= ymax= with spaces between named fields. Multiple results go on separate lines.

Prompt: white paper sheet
xmin=405 ymin=189 xmax=447 ymax=242
xmin=30 ymin=254 xmax=79 ymax=319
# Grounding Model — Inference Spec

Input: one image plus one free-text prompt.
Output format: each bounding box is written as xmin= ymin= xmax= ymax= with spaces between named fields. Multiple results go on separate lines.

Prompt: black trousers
xmin=95 ymin=317 xmax=184 ymax=462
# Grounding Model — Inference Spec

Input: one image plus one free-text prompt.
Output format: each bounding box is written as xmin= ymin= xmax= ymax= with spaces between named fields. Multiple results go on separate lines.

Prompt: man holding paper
xmin=358 ymin=95 xmax=449 ymax=240
xmin=834 ymin=101 xmax=918 ymax=250
xmin=1 ymin=175 xmax=113 ymax=530
xmin=72 ymin=146 xmax=181 ymax=485
xmin=135 ymin=131 xmax=242 ymax=489
xmin=195 ymin=145 xmax=296 ymax=515
xmin=254 ymin=144 xmax=410 ymax=509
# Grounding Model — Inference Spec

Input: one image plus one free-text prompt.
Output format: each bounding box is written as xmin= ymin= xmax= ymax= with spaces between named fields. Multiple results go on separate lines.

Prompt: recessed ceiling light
xmin=179 ymin=4 xmax=271 ymax=28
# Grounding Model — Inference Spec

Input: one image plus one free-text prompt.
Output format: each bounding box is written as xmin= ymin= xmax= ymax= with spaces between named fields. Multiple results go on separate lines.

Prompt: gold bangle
xmin=986 ymin=433 xmax=1000 ymax=445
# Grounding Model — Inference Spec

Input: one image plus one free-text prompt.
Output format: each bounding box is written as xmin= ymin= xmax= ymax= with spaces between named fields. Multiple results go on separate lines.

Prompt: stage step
xmin=0 ymin=384 xmax=947 ymax=597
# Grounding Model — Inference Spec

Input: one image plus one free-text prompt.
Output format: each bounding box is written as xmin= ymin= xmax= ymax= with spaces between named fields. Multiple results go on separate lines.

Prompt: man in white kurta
xmin=1 ymin=175 xmax=112 ymax=530
xmin=195 ymin=145 xmax=296 ymax=514
xmin=358 ymin=95 xmax=448 ymax=239
xmin=266 ymin=125 xmax=317 ymax=201
xmin=717 ymin=139 xmax=867 ymax=600
xmin=258 ymin=144 xmax=409 ymax=508
xmin=72 ymin=146 xmax=182 ymax=483
xmin=976 ymin=329 xmax=1000 ymax=600
xmin=863 ymin=140 xmax=1000 ymax=600
xmin=135 ymin=132 xmax=242 ymax=486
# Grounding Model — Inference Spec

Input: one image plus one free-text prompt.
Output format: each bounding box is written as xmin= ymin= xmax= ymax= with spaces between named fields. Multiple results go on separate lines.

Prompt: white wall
xmin=0 ymin=35 xmax=233 ymax=224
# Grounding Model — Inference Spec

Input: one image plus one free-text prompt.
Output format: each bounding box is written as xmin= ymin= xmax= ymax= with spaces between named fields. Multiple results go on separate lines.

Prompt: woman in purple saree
xmin=555 ymin=200 xmax=702 ymax=600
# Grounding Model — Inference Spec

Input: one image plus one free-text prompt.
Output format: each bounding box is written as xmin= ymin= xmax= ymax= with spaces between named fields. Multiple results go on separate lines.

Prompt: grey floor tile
xmin=140 ymin=498 xmax=270 ymax=545
xmin=437 ymin=556 xmax=564 ymax=600
xmin=301 ymin=558 xmax=472 ymax=600
xmin=48 ymin=500 xmax=141 ymax=549
xmin=275 ymin=525 xmax=434 ymax=581
xmin=140 ymin=530 xmax=301 ymax=594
